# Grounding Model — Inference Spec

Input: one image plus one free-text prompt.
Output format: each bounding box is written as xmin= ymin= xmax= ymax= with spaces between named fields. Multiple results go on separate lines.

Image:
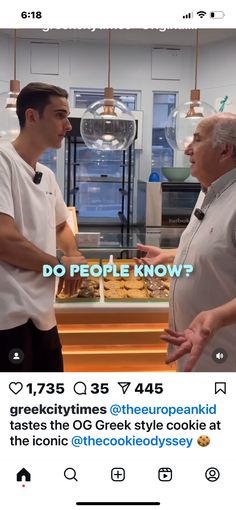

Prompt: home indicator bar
xmin=76 ymin=504 xmax=161 ymax=507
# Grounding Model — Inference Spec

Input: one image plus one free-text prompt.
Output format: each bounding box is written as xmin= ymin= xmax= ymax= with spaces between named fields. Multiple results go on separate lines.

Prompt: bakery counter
xmin=55 ymin=229 xmax=180 ymax=372
xmin=54 ymin=300 xmax=169 ymax=312
xmin=55 ymin=299 xmax=173 ymax=372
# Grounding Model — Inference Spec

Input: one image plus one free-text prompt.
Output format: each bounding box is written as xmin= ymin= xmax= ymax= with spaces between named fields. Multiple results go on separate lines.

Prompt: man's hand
xmin=57 ymin=254 xmax=87 ymax=296
xmin=136 ymin=243 xmax=176 ymax=266
xmin=160 ymin=310 xmax=219 ymax=371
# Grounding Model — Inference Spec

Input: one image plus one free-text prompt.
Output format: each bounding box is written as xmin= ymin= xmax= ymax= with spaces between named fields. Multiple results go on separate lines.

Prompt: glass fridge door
xmin=65 ymin=136 xmax=134 ymax=227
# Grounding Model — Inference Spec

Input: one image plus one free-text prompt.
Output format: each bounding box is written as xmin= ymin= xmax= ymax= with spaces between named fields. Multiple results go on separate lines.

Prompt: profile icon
xmin=205 ymin=467 xmax=220 ymax=482
xmin=8 ymin=348 xmax=24 ymax=365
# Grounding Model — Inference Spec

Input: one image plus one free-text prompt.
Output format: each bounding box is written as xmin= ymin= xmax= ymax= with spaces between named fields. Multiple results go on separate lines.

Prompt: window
xmin=68 ymin=89 xmax=137 ymax=224
xmin=152 ymin=93 xmax=176 ymax=175
xmin=73 ymin=90 xmax=137 ymax=111
xmin=39 ymin=149 xmax=57 ymax=174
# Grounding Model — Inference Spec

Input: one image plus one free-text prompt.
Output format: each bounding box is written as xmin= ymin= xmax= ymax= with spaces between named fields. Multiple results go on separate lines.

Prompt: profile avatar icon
xmin=8 ymin=348 xmax=24 ymax=364
xmin=205 ymin=467 xmax=220 ymax=482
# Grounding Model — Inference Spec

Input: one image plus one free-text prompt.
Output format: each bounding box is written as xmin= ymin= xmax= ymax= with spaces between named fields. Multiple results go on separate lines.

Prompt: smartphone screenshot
xmin=0 ymin=2 xmax=235 ymax=509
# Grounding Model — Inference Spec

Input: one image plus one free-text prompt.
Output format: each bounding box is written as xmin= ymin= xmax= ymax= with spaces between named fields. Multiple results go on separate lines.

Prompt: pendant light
xmin=80 ymin=30 xmax=136 ymax=150
xmin=165 ymin=29 xmax=216 ymax=151
xmin=5 ymin=29 xmax=20 ymax=110
xmin=0 ymin=29 xmax=20 ymax=141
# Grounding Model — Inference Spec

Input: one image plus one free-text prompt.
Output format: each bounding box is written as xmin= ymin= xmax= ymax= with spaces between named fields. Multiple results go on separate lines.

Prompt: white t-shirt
xmin=0 ymin=141 xmax=68 ymax=331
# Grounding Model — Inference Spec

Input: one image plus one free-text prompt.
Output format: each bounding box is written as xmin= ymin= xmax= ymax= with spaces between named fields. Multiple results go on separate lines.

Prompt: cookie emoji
xmin=197 ymin=435 xmax=210 ymax=447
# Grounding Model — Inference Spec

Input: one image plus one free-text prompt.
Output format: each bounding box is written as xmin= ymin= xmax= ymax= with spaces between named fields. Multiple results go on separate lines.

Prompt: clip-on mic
xmin=194 ymin=208 xmax=205 ymax=221
xmin=33 ymin=171 xmax=43 ymax=184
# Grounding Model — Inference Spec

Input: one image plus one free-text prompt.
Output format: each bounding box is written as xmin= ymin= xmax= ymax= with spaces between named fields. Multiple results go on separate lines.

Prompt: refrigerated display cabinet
xmin=55 ymin=229 xmax=183 ymax=372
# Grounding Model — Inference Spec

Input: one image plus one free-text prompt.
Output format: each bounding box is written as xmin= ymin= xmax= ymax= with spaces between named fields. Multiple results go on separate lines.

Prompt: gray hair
xmin=211 ymin=113 xmax=236 ymax=159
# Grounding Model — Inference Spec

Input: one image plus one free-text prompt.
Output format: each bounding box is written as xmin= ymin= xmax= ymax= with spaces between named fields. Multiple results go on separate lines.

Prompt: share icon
xmin=117 ymin=382 xmax=131 ymax=394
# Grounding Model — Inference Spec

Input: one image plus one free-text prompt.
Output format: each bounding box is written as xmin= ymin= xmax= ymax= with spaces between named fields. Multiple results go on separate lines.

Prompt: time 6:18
xmin=26 ymin=383 xmax=64 ymax=394
xmin=21 ymin=11 xmax=42 ymax=19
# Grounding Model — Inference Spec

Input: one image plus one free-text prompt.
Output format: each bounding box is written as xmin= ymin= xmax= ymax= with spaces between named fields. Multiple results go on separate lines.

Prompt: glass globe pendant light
xmin=165 ymin=30 xmax=216 ymax=151
xmin=0 ymin=29 xmax=20 ymax=141
xmin=80 ymin=30 xmax=136 ymax=150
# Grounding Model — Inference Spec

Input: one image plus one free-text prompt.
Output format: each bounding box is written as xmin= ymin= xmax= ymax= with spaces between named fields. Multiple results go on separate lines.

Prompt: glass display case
xmin=75 ymin=228 xmax=183 ymax=256
xmin=55 ymin=228 xmax=181 ymax=372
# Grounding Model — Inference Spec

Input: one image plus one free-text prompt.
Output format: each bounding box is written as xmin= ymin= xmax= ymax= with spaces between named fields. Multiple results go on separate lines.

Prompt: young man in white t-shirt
xmin=0 ymin=82 xmax=84 ymax=372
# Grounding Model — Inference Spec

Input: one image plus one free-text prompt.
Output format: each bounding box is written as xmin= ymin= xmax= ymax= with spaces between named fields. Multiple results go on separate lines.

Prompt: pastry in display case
xmin=56 ymin=276 xmax=100 ymax=301
xmin=56 ymin=259 xmax=101 ymax=302
xmin=54 ymin=229 xmax=180 ymax=372
xmin=144 ymin=275 xmax=170 ymax=300
xmin=56 ymin=258 xmax=170 ymax=302
xmin=102 ymin=258 xmax=170 ymax=302
xmin=102 ymin=259 xmax=147 ymax=301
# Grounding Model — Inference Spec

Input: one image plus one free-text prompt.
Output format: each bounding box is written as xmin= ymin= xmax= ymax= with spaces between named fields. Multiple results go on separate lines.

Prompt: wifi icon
xmin=197 ymin=10 xmax=207 ymax=18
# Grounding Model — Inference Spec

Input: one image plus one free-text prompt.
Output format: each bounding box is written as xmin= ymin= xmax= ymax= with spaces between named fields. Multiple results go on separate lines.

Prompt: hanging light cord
xmin=108 ymin=29 xmax=111 ymax=88
xmin=14 ymin=29 xmax=17 ymax=80
xmin=194 ymin=29 xmax=199 ymax=89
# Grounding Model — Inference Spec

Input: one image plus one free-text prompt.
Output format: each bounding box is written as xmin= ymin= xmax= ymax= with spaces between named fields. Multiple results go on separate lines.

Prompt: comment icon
xmin=74 ymin=381 xmax=87 ymax=395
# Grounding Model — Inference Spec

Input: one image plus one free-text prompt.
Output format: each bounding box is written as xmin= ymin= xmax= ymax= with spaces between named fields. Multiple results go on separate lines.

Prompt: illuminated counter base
xmin=54 ymin=301 xmax=175 ymax=372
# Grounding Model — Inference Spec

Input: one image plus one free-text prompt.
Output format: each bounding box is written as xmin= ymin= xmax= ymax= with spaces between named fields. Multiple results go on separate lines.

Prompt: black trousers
xmin=0 ymin=319 xmax=64 ymax=372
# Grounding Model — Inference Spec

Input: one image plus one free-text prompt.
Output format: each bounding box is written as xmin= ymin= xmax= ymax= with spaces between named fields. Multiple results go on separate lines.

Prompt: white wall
xmin=1 ymin=31 xmax=236 ymax=186
xmin=198 ymin=36 xmax=236 ymax=107
xmin=0 ymin=34 xmax=11 ymax=109
xmin=0 ymin=31 xmax=194 ymax=181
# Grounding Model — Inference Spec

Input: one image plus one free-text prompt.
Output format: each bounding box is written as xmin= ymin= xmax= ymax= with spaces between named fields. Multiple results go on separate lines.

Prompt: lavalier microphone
xmin=33 ymin=171 xmax=43 ymax=184
xmin=194 ymin=208 xmax=205 ymax=221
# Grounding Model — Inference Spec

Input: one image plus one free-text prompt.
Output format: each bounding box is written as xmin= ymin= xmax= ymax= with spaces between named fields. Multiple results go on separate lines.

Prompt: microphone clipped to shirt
xmin=33 ymin=171 xmax=43 ymax=184
xmin=194 ymin=208 xmax=205 ymax=221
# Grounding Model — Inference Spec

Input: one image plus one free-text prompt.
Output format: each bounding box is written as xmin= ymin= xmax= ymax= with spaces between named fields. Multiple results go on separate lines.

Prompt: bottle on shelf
xmin=148 ymin=170 xmax=161 ymax=182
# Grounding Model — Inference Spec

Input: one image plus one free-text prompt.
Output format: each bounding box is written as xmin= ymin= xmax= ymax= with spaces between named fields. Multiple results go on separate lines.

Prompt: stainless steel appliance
xmin=137 ymin=180 xmax=201 ymax=228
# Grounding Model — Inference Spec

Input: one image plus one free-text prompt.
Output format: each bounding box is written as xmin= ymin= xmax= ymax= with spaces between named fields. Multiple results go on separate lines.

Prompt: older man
xmin=139 ymin=113 xmax=236 ymax=372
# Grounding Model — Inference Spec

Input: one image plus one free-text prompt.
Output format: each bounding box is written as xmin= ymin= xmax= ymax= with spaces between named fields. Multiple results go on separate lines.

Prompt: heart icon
xmin=9 ymin=382 xmax=23 ymax=395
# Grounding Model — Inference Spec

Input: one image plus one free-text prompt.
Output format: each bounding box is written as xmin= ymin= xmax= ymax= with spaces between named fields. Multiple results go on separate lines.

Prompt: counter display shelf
xmin=55 ymin=229 xmax=181 ymax=372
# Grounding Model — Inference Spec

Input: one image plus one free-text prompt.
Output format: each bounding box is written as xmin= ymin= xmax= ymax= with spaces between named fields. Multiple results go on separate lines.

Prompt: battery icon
xmin=210 ymin=11 xmax=225 ymax=18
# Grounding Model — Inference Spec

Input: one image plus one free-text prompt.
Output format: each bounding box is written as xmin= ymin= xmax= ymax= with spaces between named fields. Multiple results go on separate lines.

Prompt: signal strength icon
xmin=197 ymin=10 xmax=207 ymax=18
xmin=183 ymin=12 xmax=193 ymax=18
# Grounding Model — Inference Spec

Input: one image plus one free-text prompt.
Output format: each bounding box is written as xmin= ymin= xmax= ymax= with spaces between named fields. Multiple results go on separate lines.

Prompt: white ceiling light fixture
xmin=165 ymin=29 xmax=216 ymax=151
xmin=80 ymin=29 xmax=136 ymax=150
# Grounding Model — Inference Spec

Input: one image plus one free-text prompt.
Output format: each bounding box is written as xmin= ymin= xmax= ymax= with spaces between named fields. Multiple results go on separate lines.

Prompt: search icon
xmin=64 ymin=467 xmax=78 ymax=482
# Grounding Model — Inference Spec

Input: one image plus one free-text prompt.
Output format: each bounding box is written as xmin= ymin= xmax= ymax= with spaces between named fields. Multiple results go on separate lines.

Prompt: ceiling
xmin=1 ymin=28 xmax=236 ymax=47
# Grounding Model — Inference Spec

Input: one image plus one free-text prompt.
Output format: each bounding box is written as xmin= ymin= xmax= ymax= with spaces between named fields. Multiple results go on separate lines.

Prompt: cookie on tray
xmin=149 ymin=289 xmax=169 ymax=299
xmin=163 ymin=279 xmax=170 ymax=289
xmin=127 ymin=289 xmax=147 ymax=299
xmin=146 ymin=279 xmax=166 ymax=291
xmin=104 ymin=274 xmax=122 ymax=281
xmin=105 ymin=289 xmax=127 ymax=299
xmin=124 ymin=280 xmax=144 ymax=290
xmin=104 ymin=280 xmax=125 ymax=290
xmin=77 ymin=288 xmax=95 ymax=298
xmin=89 ymin=279 xmax=99 ymax=289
